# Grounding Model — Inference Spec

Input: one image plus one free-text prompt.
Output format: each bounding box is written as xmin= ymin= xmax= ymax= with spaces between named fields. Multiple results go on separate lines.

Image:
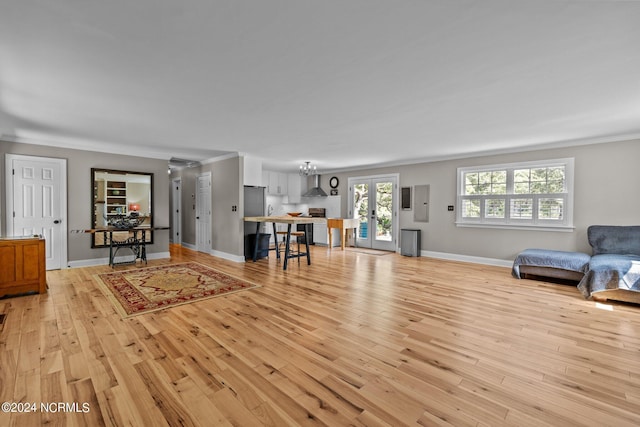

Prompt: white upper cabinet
xmin=243 ymin=156 xmax=263 ymax=187
xmin=287 ymin=174 xmax=303 ymax=203
xmin=262 ymin=171 xmax=304 ymax=201
xmin=263 ymin=171 xmax=288 ymax=196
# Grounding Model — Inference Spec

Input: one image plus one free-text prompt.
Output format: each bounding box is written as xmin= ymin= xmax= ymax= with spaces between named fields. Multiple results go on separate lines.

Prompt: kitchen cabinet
xmin=0 ymin=237 xmax=47 ymax=297
xmin=243 ymin=156 xmax=263 ymax=187
xmin=264 ymin=171 xmax=288 ymax=196
xmin=287 ymin=174 xmax=303 ymax=203
xmin=313 ymin=223 xmax=340 ymax=247
xmin=262 ymin=171 xmax=305 ymax=201
xmin=314 ymin=223 xmax=327 ymax=245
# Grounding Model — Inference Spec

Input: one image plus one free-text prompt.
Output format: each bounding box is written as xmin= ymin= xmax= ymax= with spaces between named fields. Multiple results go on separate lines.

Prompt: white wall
xmin=0 ymin=140 xmax=170 ymax=263
xmin=327 ymin=139 xmax=640 ymax=262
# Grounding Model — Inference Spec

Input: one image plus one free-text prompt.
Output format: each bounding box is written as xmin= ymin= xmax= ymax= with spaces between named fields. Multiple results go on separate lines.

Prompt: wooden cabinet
xmin=0 ymin=237 xmax=47 ymax=297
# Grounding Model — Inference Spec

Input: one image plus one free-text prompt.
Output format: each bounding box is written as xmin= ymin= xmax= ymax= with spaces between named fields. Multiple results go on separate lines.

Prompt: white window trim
xmin=456 ymin=158 xmax=575 ymax=231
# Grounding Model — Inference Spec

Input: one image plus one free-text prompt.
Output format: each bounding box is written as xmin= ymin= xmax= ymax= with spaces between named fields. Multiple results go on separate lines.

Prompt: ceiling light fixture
xmin=299 ymin=161 xmax=317 ymax=176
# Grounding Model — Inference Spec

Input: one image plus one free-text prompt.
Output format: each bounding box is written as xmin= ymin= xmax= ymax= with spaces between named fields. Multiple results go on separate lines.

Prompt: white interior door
xmin=349 ymin=175 xmax=398 ymax=251
xmin=195 ymin=173 xmax=211 ymax=252
xmin=171 ymin=177 xmax=182 ymax=244
xmin=6 ymin=154 xmax=67 ymax=270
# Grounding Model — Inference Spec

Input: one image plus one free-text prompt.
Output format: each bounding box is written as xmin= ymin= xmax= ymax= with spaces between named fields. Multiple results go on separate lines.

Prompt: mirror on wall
xmin=91 ymin=168 xmax=154 ymax=248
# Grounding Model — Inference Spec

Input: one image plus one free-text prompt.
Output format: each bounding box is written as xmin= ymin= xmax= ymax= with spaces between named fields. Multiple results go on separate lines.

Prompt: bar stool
xmin=276 ymin=231 xmax=305 ymax=265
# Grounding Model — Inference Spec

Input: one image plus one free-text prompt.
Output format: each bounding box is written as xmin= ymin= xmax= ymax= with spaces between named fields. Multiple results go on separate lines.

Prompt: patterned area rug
xmin=95 ymin=262 xmax=260 ymax=318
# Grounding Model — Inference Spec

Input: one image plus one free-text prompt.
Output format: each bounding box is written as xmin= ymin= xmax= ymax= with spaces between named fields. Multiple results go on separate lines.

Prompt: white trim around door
xmin=195 ymin=172 xmax=212 ymax=253
xmin=5 ymin=154 xmax=68 ymax=270
xmin=171 ymin=177 xmax=182 ymax=245
xmin=348 ymin=173 xmax=399 ymax=252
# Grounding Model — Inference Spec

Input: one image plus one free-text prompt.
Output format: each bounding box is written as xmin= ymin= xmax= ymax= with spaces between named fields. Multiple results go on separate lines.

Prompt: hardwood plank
xmin=0 ymin=244 xmax=639 ymax=426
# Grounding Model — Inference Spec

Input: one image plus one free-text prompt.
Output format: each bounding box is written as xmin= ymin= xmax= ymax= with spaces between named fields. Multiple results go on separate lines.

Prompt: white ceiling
xmin=2 ymin=1 xmax=639 ymax=172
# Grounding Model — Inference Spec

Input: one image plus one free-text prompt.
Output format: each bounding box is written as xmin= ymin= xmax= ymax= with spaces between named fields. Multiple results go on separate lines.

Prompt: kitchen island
xmin=244 ymin=216 xmax=326 ymax=270
xmin=327 ymin=218 xmax=359 ymax=250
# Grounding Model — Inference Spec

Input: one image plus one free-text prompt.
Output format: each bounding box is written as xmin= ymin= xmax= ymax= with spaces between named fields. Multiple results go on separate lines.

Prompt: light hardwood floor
xmin=1 ymin=244 xmax=639 ymax=426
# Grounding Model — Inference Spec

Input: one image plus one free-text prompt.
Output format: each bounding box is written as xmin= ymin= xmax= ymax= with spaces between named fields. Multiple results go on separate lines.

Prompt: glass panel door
xmin=374 ymin=180 xmax=393 ymax=244
xmin=350 ymin=175 xmax=397 ymax=251
xmin=352 ymin=181 xmax=370 ymax=247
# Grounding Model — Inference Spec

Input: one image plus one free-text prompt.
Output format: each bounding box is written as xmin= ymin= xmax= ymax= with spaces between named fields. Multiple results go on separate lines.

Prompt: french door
xmin=348 ymin=174 xmax=398 ymax=251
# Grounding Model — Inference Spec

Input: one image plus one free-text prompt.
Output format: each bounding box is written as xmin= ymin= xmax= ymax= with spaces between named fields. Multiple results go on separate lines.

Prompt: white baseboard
xmin=421 ymin=250 xmax=513 ymax=268
xmin=68 ymin=247 xmax=511 ymax=269
xmin=175 ymin=243 xmax=244 ymax=263
xmin=67 ymin=251 xmax=171 ymax=268
xmin=210 ymin=249 xmax=245 ymax=263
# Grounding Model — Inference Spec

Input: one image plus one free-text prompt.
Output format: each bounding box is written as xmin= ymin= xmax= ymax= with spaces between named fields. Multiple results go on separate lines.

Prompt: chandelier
xmin=299 ymin=161 xmax=317 ymax=176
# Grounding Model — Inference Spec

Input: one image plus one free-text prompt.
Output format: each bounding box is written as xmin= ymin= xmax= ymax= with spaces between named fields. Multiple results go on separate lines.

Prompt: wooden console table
xmin=0 ymin=236 xmax=47 ymax=297
xmin=71 ymin=227 xmax=169 ymax=267
xmin=327 ymin=218 xmax=359 ymax=250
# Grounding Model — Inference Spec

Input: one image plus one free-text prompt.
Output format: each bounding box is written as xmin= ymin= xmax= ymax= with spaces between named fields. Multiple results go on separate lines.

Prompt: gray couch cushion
xmin=512 ymin=248 xmax=590 ymax=279
xmin=587 ymin=225 xmax=640 ymax=256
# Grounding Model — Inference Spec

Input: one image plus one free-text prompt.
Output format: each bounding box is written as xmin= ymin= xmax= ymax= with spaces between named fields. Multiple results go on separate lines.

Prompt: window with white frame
xmin=456 ymin=158 xmax=574 ymax=230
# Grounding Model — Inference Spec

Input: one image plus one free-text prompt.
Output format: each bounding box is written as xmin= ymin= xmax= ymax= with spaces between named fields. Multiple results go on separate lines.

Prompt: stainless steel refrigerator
xmin=244 ymin=186 xmax=266 ymax=233
xmin=243 ymin=186 xmax=268 ymax=259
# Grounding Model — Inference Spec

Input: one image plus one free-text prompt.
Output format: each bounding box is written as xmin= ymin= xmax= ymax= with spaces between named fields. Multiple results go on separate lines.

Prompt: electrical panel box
xmin=414 ymin=184 xmax=429 ymax=222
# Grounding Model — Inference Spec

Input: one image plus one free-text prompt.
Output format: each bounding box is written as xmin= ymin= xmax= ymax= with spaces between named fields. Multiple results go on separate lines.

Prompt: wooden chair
xmin=276 ymin=231 xmax=305 ymax=265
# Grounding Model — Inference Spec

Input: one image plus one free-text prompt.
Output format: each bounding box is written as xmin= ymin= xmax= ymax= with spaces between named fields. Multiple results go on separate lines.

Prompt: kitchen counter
xmin=243 ymin=216 xmax=326 ymax=270
xmin=243 ymin=215 xmax=326 ymax=225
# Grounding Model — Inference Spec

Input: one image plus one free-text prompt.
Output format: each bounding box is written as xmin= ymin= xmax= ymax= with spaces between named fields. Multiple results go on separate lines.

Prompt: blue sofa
xmin=513 ymin=225 xmax=640 ymax=304
xmin=577 ymin=225 xmax=640 ymax=303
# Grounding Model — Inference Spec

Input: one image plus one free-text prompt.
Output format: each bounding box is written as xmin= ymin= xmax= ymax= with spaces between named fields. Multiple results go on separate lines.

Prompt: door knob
xmin=54 ymin=219 xmax=61 ymax=224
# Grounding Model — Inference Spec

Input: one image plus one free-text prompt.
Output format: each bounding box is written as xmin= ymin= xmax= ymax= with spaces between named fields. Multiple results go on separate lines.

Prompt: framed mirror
xmin=91 ymin=168 xmax=154 ymax=248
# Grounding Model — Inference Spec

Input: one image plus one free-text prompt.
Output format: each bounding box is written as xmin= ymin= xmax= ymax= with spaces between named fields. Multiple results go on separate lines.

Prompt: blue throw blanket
xmin=512 ymin=248 xmax=590 ymax=279
xmin=578 ymin=254 xmax=640 ymax=297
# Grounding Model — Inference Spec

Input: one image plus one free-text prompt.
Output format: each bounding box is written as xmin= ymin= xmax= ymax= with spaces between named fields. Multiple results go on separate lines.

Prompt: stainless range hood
xmin=303 ymin=175 xmax=328 ymax=197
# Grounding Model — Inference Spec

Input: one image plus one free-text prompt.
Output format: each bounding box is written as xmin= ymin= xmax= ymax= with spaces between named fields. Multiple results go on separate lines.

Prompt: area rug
xmin=95 ymin=262 xmax=260 ymax=318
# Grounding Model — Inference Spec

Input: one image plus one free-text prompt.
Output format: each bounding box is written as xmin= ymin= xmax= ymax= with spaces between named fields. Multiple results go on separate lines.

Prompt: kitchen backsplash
xmin=267 ymin=195 xmax=341 ymax=218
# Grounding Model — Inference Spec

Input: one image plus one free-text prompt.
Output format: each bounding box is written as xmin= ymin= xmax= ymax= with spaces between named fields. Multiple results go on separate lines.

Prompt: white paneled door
xmin=6 ymin=154 xmax=67 ymax=270
xmin=171 ymin=177 xmax=182 ymax=244
xmin=195 ymin=172 xmax=211 ymax=252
